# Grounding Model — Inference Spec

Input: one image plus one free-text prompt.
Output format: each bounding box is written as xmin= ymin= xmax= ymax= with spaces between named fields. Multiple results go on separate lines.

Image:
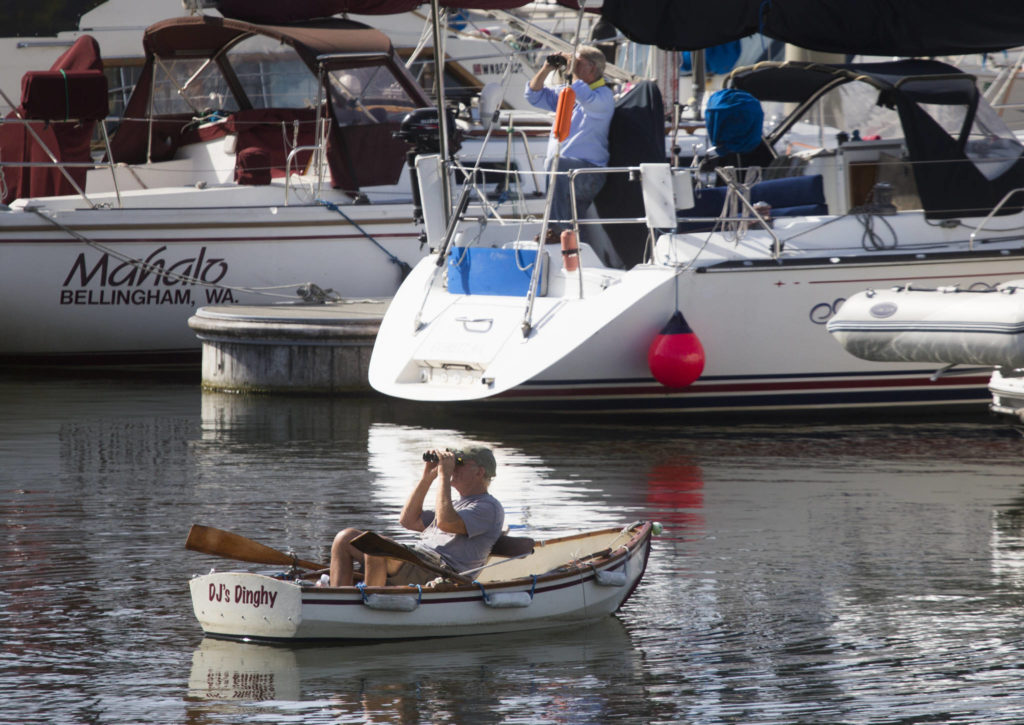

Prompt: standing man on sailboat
xmin=525 ymin=46 xmax=614 ymax=242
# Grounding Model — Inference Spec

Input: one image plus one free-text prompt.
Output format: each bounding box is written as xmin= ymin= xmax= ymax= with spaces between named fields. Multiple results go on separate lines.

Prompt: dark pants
xmin=547 ymin=156 xmax=606 ymax=232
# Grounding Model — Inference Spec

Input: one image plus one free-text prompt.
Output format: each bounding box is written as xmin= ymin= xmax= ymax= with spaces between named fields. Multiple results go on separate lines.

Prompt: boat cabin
xmin=99 ymin=15 xmax=429 ymax=198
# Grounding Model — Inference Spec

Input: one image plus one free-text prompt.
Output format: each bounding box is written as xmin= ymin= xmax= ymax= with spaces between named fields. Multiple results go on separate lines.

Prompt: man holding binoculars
xmin=328 ymin=447 xmax=504 ymax=587
xmin=525 ymin=45 xmax=614 ymax=243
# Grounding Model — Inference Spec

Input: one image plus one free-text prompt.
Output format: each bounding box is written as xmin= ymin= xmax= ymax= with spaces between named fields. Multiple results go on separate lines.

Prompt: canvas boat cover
xmin=601 ymin=0 xmax=1024 ymax=56
xmin=0 ymin=36 xmax=105 ymax=204
xmin=729 ymin=60 xmax=1024 ymax=219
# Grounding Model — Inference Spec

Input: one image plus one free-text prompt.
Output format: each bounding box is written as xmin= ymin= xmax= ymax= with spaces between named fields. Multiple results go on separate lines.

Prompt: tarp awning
xmin=726 ymin=60 xmax=980 ymax=106
xmin=142 ymin=16 xmax=394 ymax=68
xmin=214 ymin=0 xmax=539 ymax=24
xmin=599 ymin=0 xmax=1024 ymax=56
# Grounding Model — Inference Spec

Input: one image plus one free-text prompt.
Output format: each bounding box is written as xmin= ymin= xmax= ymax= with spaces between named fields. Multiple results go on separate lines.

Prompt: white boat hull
xmin=0 ymin=197 xmax=426 ymax=360
xmin=371 ymin=221 xmax=1024 ymax=413
xmin=189 ymin=523 xmax=652 ymax=642
xmin=989 ymin=368 xmax=1024 ymax=423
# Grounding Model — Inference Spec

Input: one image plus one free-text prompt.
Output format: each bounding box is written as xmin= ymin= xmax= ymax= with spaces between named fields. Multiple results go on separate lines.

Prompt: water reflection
xmin=8 ymin=376 xmax=1024 ymax=724
xmin=187 ymin=618 xmax=638 ymax=723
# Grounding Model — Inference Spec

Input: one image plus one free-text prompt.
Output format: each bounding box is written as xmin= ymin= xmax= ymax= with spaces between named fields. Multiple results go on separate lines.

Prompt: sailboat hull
xmin=371 ymin=239 xmax=1023 ymax=414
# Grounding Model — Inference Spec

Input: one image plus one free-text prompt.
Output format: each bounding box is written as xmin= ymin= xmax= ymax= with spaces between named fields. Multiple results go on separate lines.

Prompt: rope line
xmin=315 ymin=197 xmax=412 ymax=279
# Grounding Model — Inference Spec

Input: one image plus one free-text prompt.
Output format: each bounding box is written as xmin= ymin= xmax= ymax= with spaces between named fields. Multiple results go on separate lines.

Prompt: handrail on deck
xmin=969 ymin=187 xmax=1024 ymax=250
xmin=712 ymin=167 xmax=784 ymax=258
xmin=284 ymin=144 xmax=325 ymax=205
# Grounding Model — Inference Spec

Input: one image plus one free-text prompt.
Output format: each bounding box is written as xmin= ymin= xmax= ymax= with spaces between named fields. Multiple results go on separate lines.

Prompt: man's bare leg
xmin=329 ymin=528 xmax=364 ymax=586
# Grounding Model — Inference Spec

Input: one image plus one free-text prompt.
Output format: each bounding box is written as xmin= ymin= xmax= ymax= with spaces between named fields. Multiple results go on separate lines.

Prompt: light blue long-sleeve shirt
xmin=524 ymin=78 xmax=614 ymax=166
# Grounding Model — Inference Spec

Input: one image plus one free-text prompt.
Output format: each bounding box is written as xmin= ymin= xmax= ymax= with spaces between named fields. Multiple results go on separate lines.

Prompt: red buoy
xmin=647 ymin=311 xmax=705 ymax=388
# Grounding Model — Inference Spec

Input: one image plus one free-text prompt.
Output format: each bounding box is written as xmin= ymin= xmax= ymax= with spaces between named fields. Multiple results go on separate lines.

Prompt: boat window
xmin=964 ymin=101 xmax=1024 ymax=180
xmin=915 ymin=100 xmax=1024 ymax=180
xmin=224 ymin=36 xmax=319 ymax=109
xmin=150 ymin=57 xmax=239 ymax=116
xmin=104 ymin=63 xmax=144 ymax=121
xmin=406 ymin=58 xmax=479 ymax=108
xmin=772 ymin=82 xmax=904 ymax=149
xmin=327 ymin=65 xmax=419 ymax=126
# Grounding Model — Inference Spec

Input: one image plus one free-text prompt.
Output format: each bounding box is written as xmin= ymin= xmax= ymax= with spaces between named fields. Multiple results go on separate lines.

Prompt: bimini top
xmin=141 ymin=15 xmax=394 ymax=70
xmin=725 ymin=59 xmax=978 ymax=107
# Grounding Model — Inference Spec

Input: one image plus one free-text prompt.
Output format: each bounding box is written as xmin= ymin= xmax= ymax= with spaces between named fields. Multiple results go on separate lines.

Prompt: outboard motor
xmin=396 ymin=107 xmax=462 ymax=155
xmin=396 ymin=107 xmax=463 ymax=225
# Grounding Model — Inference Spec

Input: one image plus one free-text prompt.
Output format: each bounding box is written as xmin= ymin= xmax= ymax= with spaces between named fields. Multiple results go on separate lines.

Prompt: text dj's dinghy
xmin=188 ymin=522 xmax=653 ymax=643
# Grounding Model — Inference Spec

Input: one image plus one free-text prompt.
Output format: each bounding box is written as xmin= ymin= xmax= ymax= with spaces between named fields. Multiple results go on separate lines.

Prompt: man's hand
xmin=421 ymin=449 xmax=440 ymax=480
xmin=437 ymin=448 xmax=457 ymax=479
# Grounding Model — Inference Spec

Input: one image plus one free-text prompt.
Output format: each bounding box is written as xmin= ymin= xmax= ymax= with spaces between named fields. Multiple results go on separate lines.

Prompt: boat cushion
xmin=235 ymin=146 xmax=271 ymax=185
xmin=447 ymin=246 xmax=548 ymax=297
xmin=751 ymin=174 xmax=827 ymax=215
xmin=491 ymin=535 xmax=535 ymax=557
xmin=677 ymin=174 xmax=827 ymax=231
xmin=20 ymin=70 xmax=108 ymax=121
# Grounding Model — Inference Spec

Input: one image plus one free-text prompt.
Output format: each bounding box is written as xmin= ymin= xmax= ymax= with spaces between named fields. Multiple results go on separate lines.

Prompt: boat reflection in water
xmin=187 ymin=617 xmax=638 ymax=720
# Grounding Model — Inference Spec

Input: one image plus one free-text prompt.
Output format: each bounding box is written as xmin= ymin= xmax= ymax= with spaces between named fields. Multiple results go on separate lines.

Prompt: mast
xmin=429 ymin=0 xmax=452 ymax=219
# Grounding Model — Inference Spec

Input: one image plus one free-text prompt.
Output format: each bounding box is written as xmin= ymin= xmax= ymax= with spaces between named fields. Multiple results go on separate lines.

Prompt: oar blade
xmin=186 ymin=524 xmax=322 ymax=571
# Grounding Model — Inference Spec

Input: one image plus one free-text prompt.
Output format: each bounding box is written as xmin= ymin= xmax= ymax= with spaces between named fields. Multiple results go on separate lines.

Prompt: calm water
xmin=3 ymin=374 xmax=1024 ymax=724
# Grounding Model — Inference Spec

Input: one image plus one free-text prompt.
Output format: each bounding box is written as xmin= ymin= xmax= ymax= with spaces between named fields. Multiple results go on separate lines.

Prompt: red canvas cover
xmin=215 ymin=0 xmax=534 ymax=23
xmin=20 ymin=71 xmax=108 ymax=122
xmin=225 ymin=108 xmax=318 ymax=179
xmin=0 ymin=35 xmax=104 ymax=204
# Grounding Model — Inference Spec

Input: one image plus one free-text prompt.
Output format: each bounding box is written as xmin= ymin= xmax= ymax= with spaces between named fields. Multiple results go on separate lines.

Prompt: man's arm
xmin=528 ymin=54 xmax=562 ymax=92
xmin=525 ymin=54 xmax=568 ymax=111
xmin=433 ymin=451 xmax=468 ymax=534
xmin=398 ymin=459 xmax=437 ymax=531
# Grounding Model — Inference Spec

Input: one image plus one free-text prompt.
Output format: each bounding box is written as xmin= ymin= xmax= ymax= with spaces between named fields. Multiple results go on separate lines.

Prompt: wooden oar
xmin=186 ymin=524 xmax=324 ymax=571
xmin=351 ymin=531 xmax=474 ymax=584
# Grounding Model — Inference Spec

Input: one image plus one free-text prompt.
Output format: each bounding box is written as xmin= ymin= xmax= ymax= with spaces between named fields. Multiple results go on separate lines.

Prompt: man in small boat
xmin=329 ymin=447 xmax=504 ymax=587
xmin=525 ymin=46 xmax=614 ymax=244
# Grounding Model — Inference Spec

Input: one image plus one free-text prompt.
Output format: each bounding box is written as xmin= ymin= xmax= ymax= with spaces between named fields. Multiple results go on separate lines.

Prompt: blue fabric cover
xmin=447 ymin=247 xmax=540 ymax=296
xmin=705 ymin=89 xmax=764 ymax=154
xmin=681 ymin=41 xmax=743 ymax=75
xmin=676 ymin=175 xmax=827 ymax=231
xmin=750 ymin=175 xmax=825 ymax=213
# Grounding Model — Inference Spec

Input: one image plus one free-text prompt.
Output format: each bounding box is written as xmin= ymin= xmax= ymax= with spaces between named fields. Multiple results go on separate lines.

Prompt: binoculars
xmin=422 ymin=449 xmax=464 ymax=464
xmin=547 ymin=54 xmax=567 ymax=69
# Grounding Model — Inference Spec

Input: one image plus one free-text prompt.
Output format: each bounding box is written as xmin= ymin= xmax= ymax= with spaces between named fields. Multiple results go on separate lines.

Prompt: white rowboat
xmin=189 ymin=521 xmax=653 ymax=643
